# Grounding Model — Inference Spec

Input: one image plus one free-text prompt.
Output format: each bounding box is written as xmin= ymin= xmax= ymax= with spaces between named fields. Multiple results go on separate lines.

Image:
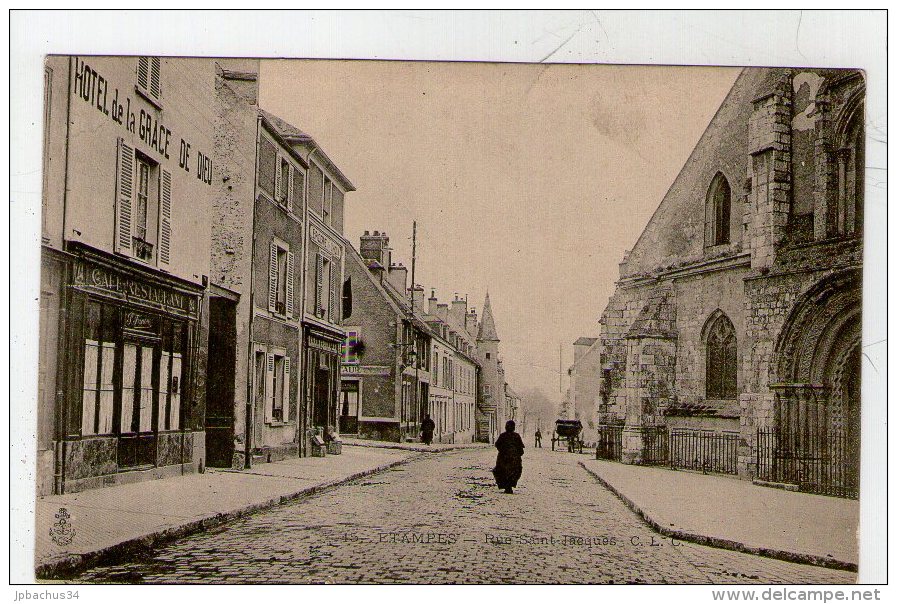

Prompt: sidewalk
xmin=340 ymin=437 xmax=489 ymax=453
xmin=579 ymin=459 xmax=859 ymax=572
xmin=35 ymin=445 xmax=416 ymax=579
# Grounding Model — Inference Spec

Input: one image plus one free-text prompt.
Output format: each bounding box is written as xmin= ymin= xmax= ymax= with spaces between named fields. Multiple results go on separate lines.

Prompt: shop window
xmin=81 ymin=302 xmax=116 ymax=436
xmin=704 ymin=172 xmax=731 ymax=247
xmin=341 ymin=382 xmax=359 ymax=418
xmin=268 ymin=240 xmax=294 ymax=317
xmin=136 ymin=57 xmax=162 ymax=105
xmin=115 ymin=140 xmax=171 ymax=268
xmin=705 ymin=312 xmax=737 ymax=400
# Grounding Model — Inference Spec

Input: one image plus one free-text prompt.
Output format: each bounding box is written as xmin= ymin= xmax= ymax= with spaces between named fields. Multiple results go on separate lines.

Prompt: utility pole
xmin=410 ymin=220 xmax=420 ymax=433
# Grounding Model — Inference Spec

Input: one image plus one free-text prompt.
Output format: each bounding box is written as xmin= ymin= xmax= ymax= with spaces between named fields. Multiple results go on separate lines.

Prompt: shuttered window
xmin=259 ymin=137 xmax=277 ymax=198
xmin=291 ymin=167 xmax=304 ymax=213
xmin=268 ymin=240 xmax=294 ymax=317
xmin=115 ymin=139 xmax=135 ymax=254
xmin=260 ymin=349 xmax=290 ymax=424
xmin=329 ymin=258 xmax=340 ymax=322
xmin=136 ymin=57 xmax=162 ymax=104
xmin=115 ymin=139 xmax=170 ymax=268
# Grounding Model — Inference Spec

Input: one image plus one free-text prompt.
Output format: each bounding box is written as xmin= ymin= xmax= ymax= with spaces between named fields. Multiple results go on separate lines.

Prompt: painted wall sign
xmin=308 ymin=335 xmax=342 ymax=354
xmin=341 ymin=365 xmax=393 ymax=377
xmin=123 ymin=310 xmax=155 ymax=332
xmin=72 ymin=57 xmax=212 ymax=186
xmin=310 ymin=225 xmax=343 ymax=259
xmin=72 ymin=259 xmax=198 ymax=316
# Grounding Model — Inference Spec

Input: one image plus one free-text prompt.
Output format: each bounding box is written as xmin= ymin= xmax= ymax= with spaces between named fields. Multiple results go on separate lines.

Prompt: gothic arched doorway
xmin=761 ymin=269 xmax=861 ymax=498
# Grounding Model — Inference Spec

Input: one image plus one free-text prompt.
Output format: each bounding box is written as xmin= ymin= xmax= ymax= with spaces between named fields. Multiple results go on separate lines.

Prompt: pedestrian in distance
xmin=492 ymin=420 xmax=525 ymax=494
xmin=421 ymin=414 xmax=436 ymax=446
xmin=534 ymin=429 xmax=542 ymax=448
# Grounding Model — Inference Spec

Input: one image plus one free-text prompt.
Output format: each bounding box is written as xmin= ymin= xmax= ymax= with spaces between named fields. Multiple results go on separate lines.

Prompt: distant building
xmin=567 ymin=337 xmax=601 ymax=440
xmin=423 ymin=292 xmax=478 ymax=444
xmin=340 ymin=232 xmax=432 ymax=442
xmin=475 ymin=294 xmax=507 ymax=443
xmin=596 ymin=68 xmax=863 ymax=498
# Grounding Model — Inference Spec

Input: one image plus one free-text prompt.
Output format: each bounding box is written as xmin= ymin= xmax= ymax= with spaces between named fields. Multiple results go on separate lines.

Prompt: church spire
xmin=477 ymin=292 xmax=500 ymax=342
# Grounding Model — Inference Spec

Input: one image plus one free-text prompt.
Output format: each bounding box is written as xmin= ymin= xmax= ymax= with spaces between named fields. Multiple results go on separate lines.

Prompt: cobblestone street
xmin=76 ymin=448 xmax=856 ymax=584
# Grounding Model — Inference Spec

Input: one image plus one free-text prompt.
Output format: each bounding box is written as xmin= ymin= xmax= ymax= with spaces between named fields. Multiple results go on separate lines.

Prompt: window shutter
xmin=158 ymin=168 xmax=172 ymax=268
xmin=286 ymin=164 xmax=294 ymax=212
xmin=291 ymin=168 xmax=303 ymax=213
xmin=315 ymin=254 xmax=324 ymax=315
xmin=283 ymin=357 xmax=291 ymax=421
xmin=115 ymin=138 xmax=134 ymax=254
xmin=274 ymin=154 xmax=282 ymax=202
xmin=285 ymin=251 xmax=295 ymax=317
xmin=265 ymin=352 xmax=275 ymax=423
xmin=149 ymin=58 xmax=161 ymax=100
xmin=329 ymin=259 xmax=340 ymax=322
xmin=136 ymin=57 xmax=149 ymax=92
xmin=268 ymin=242 xmax=278 ymax=312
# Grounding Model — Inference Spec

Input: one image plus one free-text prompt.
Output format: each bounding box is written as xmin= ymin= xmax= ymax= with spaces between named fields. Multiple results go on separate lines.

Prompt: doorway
xmin=205 ymin=296 xmax=237 ymax=467
xmin=118 ymin=336 xmax=160 ymax=468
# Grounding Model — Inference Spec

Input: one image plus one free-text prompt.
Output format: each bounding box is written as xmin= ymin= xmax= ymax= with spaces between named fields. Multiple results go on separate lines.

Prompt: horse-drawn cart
xmin=551 ymin=419 xmax=584 ymax=453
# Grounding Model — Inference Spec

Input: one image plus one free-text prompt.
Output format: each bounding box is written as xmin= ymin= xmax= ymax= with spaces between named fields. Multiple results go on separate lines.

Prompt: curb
xmin=578 ymin=461 xmax=857 ymax=573
xmin=342 ymin=441 xmax=487 ymax=454
xmin=36 ymin=454 xmax=419 ymax=580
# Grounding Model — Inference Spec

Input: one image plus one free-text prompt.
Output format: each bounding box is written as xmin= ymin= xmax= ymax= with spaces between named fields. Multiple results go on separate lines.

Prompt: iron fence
xmin=641 ymin=426 xmax=669 ymax=466
xmin=756 ymin=429 xmax=858 ymax=499
xmin=669 ymin=429 xmax=739 ymax=475
xmin=595 ymin=425 xmax=623 ymax=461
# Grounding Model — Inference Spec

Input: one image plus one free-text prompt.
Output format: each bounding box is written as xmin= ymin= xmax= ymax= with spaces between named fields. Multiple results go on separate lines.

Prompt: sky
xmin=260 ymin=61 xmax=740 ymax=402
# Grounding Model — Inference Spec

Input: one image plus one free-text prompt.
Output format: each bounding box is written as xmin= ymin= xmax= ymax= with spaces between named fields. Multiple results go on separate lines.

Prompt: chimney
xmin=360 ymin=230 xmax=391 ymax=268
xmin=411 ymin=285 xmax=425 ymax=312
xmin=386 ymin=263 xmax=408 ymax=294
xmin=466 ymin=307 xmax=478 ymax=337
xmin=436 ymin=303 xmax=449 ymax=323
xmin=450 ymin=295 xmax=467 ymax=327
xmin=216 ymin=59 xmax=261 ymax=105
xmin=428 ymin=289 xmax=439 ymax=316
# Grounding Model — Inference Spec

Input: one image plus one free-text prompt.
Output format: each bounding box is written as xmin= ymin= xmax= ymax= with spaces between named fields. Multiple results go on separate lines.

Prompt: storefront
xmin=303 ymin=327 xmax=343 ymax=446
xmin=55 ymin=245 xmax=205 ymax=493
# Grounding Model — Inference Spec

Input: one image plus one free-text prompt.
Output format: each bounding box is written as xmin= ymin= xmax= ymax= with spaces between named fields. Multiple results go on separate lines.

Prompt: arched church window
xmin=704 ymin=173 xmax=732 ymax=247
xmin=705 ymin=313 xmax=737 ymax=400
xmin=833 ymin=100 xmax=864 ymax=237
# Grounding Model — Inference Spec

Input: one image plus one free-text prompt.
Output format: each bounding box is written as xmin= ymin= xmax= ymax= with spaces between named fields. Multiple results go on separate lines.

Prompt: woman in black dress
xmin=493 ymin=420 xmax=524 ymax=494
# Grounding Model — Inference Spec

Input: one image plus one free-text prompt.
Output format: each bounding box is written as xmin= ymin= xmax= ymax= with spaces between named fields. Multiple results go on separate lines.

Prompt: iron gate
xmin=596 ymin=425 xmax=623 ymax=461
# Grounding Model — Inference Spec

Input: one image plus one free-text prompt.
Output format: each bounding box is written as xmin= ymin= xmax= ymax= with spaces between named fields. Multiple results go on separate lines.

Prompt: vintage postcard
xmin=11 ymin=10 xmax=887 ymax=591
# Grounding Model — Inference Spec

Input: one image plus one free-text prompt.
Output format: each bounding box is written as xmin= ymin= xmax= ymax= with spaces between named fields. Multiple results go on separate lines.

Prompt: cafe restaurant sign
xmin=72 ymin=260 xmax=198 ymax=317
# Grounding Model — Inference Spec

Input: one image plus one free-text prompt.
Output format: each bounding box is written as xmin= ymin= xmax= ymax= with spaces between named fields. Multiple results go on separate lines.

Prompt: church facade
xmin=597 ymin=67 xmax=864 ymax=499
